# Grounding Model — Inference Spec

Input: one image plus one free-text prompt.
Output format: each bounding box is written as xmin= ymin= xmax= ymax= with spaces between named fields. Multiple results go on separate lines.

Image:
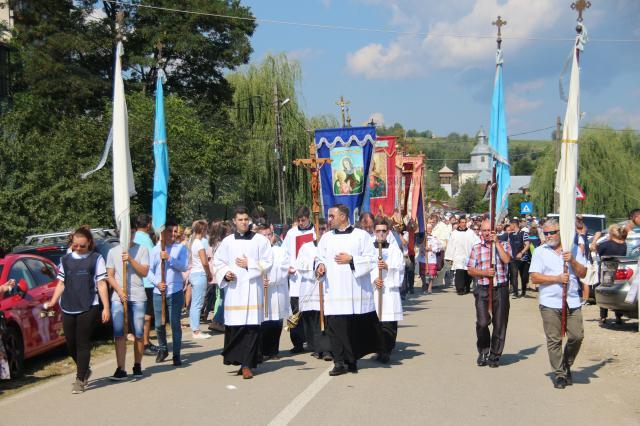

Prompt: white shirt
xmin=56 ymin=252 xmax=107 ymax=314
xmin=372 ymin=241 xmax=404 ymax=322
xmin=282 ymin=225 xmax=315 ymax=297
xmin=445 ymin=228 xmax=480 ymax=270
xmin=190 ymin=237 xmax=209 ymax=274
xmin=265 ymin=245 xmax=290 ymax=321
xmin=529 ymin=244 xmax=588 ymax=309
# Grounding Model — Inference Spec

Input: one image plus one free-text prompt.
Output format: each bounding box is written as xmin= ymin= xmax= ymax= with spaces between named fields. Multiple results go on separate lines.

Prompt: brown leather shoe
xmin=241 ymin=367 xmax=254 ymax=379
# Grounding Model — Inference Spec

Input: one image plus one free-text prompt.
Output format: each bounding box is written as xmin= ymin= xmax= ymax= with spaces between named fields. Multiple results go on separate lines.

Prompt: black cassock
xmin=223 ymin=325 xmax=262 ymax=368
xmin=326 ymin=311 xmax=383 ymax=365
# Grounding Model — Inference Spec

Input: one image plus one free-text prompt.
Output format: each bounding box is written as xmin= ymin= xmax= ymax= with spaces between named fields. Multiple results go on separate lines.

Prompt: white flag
xmin=556 ymin=28 xmax=585 ymax=253
xmin=112 ymin=41 xmax=136 ymax=249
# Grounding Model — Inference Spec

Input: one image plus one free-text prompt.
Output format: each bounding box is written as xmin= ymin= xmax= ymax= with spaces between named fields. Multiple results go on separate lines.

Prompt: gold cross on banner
xmin=571 ymin=0 xmax=591 ymax=22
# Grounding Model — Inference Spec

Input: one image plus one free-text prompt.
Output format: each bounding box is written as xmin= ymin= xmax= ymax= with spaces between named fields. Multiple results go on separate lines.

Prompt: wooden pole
xmin=377 ymin=240 xmax=383 ymax=320
xmin=160 ymin=232 xmax=167 ymax=324
xmin=488 ymin=165 xmax=497 ymax=312
xmin=562 ymin=262 xmax=568 ymax=337
xmin=264 ymin=272 xmax=269 ymax=321
xmin=122 ymin=258 xmax=129 ymax=336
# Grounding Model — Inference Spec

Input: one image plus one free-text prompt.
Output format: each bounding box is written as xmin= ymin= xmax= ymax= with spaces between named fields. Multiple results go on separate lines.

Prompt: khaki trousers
xmin=539 ymin=305 xmax=584 ymax=378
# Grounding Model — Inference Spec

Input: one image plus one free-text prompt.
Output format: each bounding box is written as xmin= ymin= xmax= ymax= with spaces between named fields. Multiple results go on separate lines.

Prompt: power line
xmin=103 ymin=0 xmax=640 ymax=44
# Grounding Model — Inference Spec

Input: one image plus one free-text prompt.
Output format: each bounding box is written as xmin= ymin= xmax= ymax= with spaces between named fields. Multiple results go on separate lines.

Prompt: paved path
xmin=1 ymin=287 xmax=639 ymax=425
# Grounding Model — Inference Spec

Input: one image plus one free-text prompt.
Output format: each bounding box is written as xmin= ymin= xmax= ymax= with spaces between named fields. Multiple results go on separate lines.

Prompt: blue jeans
xmin=213 ymin=286 xmax=225 ymax=324
xmin=153 ymin=291 xmax=184 ymax=357
xmin=189 ymin=272 xmax=207 ymax=332
xmin=111 ymin=300 xmax=146 ymax=338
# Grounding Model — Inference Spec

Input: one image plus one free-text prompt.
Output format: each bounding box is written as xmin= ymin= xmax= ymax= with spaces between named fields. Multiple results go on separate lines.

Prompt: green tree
xmin=530 ymin=126 xmax=640 ymax=219
xmin=453 ymin=179 xmax=487 ymax=213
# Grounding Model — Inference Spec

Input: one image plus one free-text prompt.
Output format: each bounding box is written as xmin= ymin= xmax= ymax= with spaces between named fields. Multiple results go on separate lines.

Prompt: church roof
xmin=438 ymin=165 xmax=454 ymax=174
xmin=470 ymin=143 xmax=491 ymax=156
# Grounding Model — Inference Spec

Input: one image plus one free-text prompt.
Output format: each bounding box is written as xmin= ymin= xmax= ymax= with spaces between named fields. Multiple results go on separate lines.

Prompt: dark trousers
xmin=379 ymin=321 xmax=398 ymax=355
xmin=201 ymin=283 xmax=217 ymax=321
xmin=62 ymin=307 xmax=99 ymax=381
xmin=302 ymin=310 xmax=331 ymax=354
xmin=454 ymin=269 xmax=472 ymax=294
xmin=261 ymin=320 xmax=283 ymax=356
xmin=539 ymin=305 xmax=584 ymax=379
xmin=509 ymin=260 xmax=529 ymax=296
xmin=401 ymin=256 xmax=416 ymax=296
xmin=289 ymin=297 xmax=305 ymax=349
xmin=474 ymin=284 xmax=510 ymax=359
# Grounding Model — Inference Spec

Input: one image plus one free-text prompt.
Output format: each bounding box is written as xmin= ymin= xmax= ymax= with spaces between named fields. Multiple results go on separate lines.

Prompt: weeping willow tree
xmin=227 ymin=53 xmax=338 ymax=221
xmin=530 ymin=126 xmax=640 ymax=220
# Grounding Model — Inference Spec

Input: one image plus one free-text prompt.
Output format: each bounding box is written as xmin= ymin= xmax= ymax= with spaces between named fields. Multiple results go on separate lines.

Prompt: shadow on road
xmin=358 ymin=341 xmax=424 ymax=370
xmin=585 ymin=317 xmax=639 ymax=333
xmin=544 ymin=358 xmax=614 ymax=385
xmin=500 ymin=344 xmax=542 ymax=366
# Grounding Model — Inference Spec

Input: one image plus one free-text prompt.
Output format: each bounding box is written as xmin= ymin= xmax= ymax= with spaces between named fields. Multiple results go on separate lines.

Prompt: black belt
xmin=479 ymin=282 xmax=507 ymax=288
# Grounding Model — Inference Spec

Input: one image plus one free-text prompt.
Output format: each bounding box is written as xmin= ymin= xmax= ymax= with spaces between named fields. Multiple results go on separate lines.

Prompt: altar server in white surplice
xmin=254 ymin=220 xmax=290 ymax=360
xmin=296 ymin=218 xmax=332 ymax=360
xmin=316 ymin=204 xmax=383 ymax=376
xmin=371 ymin=216 xmax=404 ymax=364
xmin=214 ymin=207 xmax=273 ymax=380
xmin=282 ymin=205 xmax=315 ymax=353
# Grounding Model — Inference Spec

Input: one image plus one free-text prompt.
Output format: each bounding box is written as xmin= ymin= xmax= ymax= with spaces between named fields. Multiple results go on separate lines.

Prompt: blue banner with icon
xmin=315 ymin=126 xmax=376 ymax=223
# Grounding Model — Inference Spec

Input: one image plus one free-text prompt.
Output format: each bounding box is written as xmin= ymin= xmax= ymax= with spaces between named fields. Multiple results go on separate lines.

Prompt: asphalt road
xmin=1 ymin=286 xmax=639 ymax=426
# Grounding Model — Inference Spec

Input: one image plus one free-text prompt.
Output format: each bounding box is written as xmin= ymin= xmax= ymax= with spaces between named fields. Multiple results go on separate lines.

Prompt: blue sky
xmin=242 ymin=0 xmax=639 ymax=140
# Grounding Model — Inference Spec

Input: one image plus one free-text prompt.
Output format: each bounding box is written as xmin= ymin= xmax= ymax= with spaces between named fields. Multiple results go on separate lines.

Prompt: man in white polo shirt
xmin=529 ymin=218 xmax=587 ymax=390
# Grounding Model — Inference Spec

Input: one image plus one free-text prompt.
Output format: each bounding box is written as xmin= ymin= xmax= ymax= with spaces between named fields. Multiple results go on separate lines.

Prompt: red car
xmin=0 ymin=253 xmax=65 ymax=378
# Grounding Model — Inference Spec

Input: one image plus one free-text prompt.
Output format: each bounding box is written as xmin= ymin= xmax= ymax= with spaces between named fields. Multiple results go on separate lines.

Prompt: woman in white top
xmin=189 ymin=220 xmax=213 ymax=338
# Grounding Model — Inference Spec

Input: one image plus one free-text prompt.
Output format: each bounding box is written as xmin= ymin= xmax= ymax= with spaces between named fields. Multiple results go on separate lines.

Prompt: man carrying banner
xmin=467 ymin=219 xmax=511 ymax=368
xmin=214 ymin=207 xmax=273 ymax=379
xmin=150 ymin=220 xmax=189 ymax=366
xmin=315 ymin=204 xmax=382 ymax=376
xmin=282 ymin=206 xmax=315 ymax=353
xmin=372 ymin=216 xmax=404 ymax=364
xmin=529 ymin=219 xmax=587 ymax=389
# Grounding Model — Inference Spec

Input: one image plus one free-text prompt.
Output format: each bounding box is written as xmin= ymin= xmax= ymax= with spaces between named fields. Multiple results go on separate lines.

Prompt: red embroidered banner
xmin=369 ymin=136 xmax=397 ymax=217
xmin=401 ymin=155 xmax=426 ymax=232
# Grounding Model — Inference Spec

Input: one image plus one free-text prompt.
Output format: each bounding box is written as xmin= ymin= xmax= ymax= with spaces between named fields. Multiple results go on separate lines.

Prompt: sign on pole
xmin=520 ymin=201 xmax=533 ymax=215
xmin=576 ymin=183 xmax=586 ymax=200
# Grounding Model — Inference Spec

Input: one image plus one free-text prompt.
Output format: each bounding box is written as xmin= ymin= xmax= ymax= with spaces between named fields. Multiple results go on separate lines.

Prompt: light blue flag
xmin=489 ymin=50 xmax=510 ymax=220
xmin=152 ymin=70 xmax=169 ymax=235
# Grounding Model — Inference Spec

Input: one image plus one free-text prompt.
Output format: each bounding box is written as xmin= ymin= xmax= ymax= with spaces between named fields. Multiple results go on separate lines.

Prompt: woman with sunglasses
xmin=44 ymin=226 xmax=111 ymax=394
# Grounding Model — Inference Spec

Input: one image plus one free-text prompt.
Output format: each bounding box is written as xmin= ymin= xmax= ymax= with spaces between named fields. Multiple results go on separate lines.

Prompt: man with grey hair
xmin=529 ymin=218 xmax=587 ymax=390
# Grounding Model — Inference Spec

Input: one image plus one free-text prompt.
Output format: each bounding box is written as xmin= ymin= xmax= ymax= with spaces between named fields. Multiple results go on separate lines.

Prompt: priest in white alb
xmin=371 ymin=216 xmax=404 ymax=364
xmin=254 ymin=220 xmax=290 ymax=360
xmin=297 ymin=218 xmax=332 ymax=361
xmin=316 ymin=204 xmax=383 ymax=376
xmin=282 ymin=205 xmax=316 ymax=353
xmin=214 ymin=207 xmax=273 ymax=379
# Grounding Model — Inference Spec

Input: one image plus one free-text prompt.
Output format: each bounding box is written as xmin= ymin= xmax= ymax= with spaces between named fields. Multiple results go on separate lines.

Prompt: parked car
xmin=595 ymin=255 xmax=639 ymax=320
xmin=13 ymin=237 xmax=120 ymax=268
xmin=22 ymin=228 xmax=117 ymax=246
xmin=0 ymin=254 xmax=65 ymax=378
xmin=546 ymin=213 xmax=606 ymax=237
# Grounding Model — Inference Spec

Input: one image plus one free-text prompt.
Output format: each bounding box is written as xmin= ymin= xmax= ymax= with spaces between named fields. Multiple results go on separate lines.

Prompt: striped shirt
xmin=467 ymin=239 xmax=511 ymax=286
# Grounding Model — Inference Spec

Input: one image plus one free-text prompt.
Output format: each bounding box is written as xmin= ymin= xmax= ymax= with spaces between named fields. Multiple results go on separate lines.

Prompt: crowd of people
xmin=3 ymin=205 xmax=639 ymax=393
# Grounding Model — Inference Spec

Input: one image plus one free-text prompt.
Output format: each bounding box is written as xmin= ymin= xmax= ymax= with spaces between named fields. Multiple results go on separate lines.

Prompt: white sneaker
xmin=193 ymin=332 xmax=211 ymax=339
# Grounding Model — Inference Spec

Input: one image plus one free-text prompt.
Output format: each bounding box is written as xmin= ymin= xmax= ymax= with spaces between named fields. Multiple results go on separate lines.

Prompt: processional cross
xmin=492 ymin=15 xmax=507 ymax=48
xmin=293 ymin=142 xmax=331 ymax=234
xmin=336 ymin=96 xmax=351 ymax=128
xmin=571 ymin=0 xmax=591 ymax=22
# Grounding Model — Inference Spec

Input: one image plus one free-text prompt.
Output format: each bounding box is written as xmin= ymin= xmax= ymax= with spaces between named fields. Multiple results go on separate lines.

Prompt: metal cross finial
xmin=492 ymin=15 xmax=507 ymax=38
xmin=155 ymin=40 xmax=165 ymax=64
xmin=571 ymin=0 xmax=591 ymax=22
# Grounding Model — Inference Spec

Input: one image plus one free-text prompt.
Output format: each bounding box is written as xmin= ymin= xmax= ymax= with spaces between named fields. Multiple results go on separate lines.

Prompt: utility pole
xmin=553 ymin=116 xmax=562 ymax=213
xmin=274 ymin=83 xmax=287 ymax=224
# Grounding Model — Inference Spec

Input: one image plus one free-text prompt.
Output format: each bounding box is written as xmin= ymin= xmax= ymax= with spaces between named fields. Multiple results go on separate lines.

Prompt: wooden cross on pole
xmin=293 ymin=140 xmax=331 ymax=332
xmin=293 ymin=141 xmax=331 ymax=236
xmin=571 ymin=0 xmax=591 ymax=22
xmin=116 ymin=10 xmax=125 ymax=41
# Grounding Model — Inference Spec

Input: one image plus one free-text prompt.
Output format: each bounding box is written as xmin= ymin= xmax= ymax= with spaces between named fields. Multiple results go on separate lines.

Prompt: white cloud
xmin=592 ymin=107 xmax=640 ymax=129
xmin=346 ymin=0 xmax=560 ymax=79
xmin=506 ymin=93 xmax=543 ymax=114
xmin=287 ymin=48 xmax=322 ymax=62
xmin=366 ymin=112 xmax=385 ymax=126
